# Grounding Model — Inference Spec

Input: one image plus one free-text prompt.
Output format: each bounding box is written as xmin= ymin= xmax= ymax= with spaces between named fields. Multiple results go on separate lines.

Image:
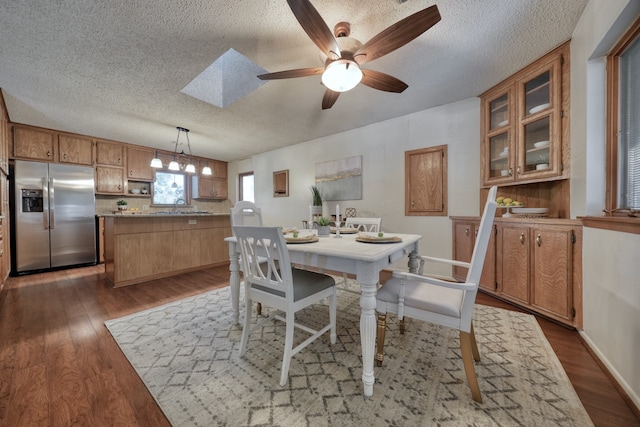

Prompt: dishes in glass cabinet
xmin=534 ymin=140 xmax=550 ymax=148
xmin=497 ymin=119 xmax=509 ymax=127
xmin=529 ymin=103 xmax=550 ymax=114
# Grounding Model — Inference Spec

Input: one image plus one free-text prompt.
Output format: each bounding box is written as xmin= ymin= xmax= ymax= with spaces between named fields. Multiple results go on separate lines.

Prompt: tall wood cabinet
xmin=95 ymin=140 xmax=126 ymax=194
xmin=480 ymin=41 xmax=570 ymax=187
xmin=451 ymin=216 xmax=582 ymax=327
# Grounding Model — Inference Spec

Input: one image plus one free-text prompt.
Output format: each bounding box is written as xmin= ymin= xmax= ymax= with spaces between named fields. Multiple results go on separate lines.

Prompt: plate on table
xmin=281 ymin=227 xmax=298 ymax=234
xmin=330 ymin=227 xmax=358 ymax=234
xmin=355 ymin=233 xmax=402 ymax=244
xmin=285 ymin=235 xmax=319 ymax=244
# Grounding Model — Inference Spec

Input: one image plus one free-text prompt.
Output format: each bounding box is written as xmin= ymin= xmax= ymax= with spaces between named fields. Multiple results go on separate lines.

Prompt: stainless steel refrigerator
xmin=12 ymin=160 xmax=96 ymax=273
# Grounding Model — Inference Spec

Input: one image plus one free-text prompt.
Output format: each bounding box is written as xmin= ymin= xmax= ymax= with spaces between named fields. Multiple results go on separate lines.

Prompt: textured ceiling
xmin=0 ymin=0 xmax=588 ymax=162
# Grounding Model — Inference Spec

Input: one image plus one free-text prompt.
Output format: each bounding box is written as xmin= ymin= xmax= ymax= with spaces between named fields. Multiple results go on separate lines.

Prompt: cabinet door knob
xmin=508 ymin=168 xmax=513 ymax=176
xmin=517 ymin=166 xmax=521 ymax=175
xmin=47 ymin=150 xmax=51 ymax=157
xmin=519 ymin=232 xmax=525 ymax=244
xmin=536 ymin=234 xmax=542 ymax=247
xmin=63 ymin=153 xmax=67 ymax=160
xmin=465 ymin=227 xmax=470 ymax=236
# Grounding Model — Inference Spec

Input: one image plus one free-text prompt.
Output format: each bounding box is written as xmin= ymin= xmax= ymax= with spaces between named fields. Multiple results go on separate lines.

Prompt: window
xmin=153 ymin=171 xmax=188 ymax=205
xmin=239 ymin=172 xmax=254 ymax=202
xmin=607 ymin=17 xmax=640 ymax=215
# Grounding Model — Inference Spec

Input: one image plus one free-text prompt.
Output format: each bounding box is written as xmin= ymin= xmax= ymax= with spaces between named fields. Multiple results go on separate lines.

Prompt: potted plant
xmin=116 ymin=199 xmax=128 ymax=211
xmin=316 ymin=216 xmax=331 ymax=236
xmin=310 ymin=185 xmax=323 ymax=217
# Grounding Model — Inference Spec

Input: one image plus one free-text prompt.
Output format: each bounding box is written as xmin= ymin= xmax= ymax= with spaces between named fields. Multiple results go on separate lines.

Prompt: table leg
xmin=228 ymin=241 xmax=240 ymax=325
xmin=357 ymin=264 xmax=379 ymax=397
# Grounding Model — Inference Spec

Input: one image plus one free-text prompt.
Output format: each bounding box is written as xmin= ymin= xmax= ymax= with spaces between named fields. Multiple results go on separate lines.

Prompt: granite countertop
xmin=99 ymin=211 xmax=230 ymax=217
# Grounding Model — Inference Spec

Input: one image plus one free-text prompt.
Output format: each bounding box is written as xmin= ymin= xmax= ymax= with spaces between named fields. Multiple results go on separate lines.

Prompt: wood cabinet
xmin=95 ymin=166 xmax=125 ymax=194
xmin=58 ymin=134 xmax=93 ymax=165
xmin=192 ymin=160 xmax=228 ymax=200
xmin=451 ymin=218 xmax=496 ymax=292
xmin=126 ymin=146 xmax=155 ymax=181
xmin=103 ymin=215 xmax=231 ymax=287
xmin=405 ymin=145 xmax=447 ymax=216
xmin=95 ymin=140 xmax=124 ymax=167
xmin=480 ymin=41 xmax=569 ymax=187
xmin=12 ymin=125 xmax=55 ymax=161
xmin=452 ymin=216 xmax=582 ymax=327
xmin=95 ymin=140 xmax=125 ymax=194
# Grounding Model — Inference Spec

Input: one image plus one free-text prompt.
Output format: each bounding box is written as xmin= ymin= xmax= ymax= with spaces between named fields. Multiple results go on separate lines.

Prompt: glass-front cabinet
xmin=481 ymin=41 xmax=568 ymax=186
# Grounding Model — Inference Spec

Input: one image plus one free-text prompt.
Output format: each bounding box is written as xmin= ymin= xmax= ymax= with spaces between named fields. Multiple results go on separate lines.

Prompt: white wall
xmin=570 ymin=0 xmax=640 ymax=409
xmin=229 ymin=97 xmax=481 ymax=275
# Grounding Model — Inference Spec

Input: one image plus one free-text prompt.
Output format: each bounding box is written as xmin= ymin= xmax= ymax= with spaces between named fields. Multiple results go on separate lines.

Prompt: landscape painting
xmin=315 ymin=155 xmax=362 ymax=201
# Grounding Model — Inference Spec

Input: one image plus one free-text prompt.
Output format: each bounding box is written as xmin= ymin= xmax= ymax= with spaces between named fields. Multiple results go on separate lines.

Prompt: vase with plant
xmin=116 ymin=199 xmax=128 ymax=211
xmin=310 ymin=185 xmax=323 ymax=217
xmin=316 ymin=216 xmax=331 ymax=236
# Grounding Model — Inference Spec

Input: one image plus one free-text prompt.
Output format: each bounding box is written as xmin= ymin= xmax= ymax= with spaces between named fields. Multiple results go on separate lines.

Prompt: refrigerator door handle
xmin=49 ymin=178 xmax=55 ymax=230
xmin=42 ymin=177 xmax=49 ymax=230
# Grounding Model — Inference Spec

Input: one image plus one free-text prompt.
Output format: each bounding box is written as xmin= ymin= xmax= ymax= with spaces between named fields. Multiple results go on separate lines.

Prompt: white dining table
xmin=225 ymin=231 xmax=422 ymax=397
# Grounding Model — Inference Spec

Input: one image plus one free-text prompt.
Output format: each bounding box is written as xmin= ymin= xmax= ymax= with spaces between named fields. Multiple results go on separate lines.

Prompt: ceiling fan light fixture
xmin=322 ymin=59 xmax=362 ymax=92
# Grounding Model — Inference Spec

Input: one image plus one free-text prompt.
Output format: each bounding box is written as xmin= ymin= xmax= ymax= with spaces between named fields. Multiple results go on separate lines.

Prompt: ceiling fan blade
xmin=361 ymin=69 xmax=408 ymax=93
xmin=354 ymin=5 xmax=441 ymax=65
xmin=258 ymin=67 xmax=324 ymax=80
xmin=287 ymin=0 xmax=341 ymax=59
xmin=322 ymin=89 xmax=340 ymax=109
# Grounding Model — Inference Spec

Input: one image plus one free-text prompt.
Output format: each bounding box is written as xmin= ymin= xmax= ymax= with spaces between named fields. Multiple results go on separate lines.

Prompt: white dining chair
xmin=344 ymin=217 xmax=382 ymax=232
xmin=375 ymin=186 xmax=497 ymax=403
xmin=230 ymin=201 xmax=265 ymax=315
xmin=230 ymin=201 xmax=263 ymax=226
xmin=233 ymin=225 xmax=337 ymax=386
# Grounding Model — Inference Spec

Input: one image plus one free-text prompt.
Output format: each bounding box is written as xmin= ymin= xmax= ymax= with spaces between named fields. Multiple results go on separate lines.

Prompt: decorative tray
xmin=330 ymin=227 xmax=358 ymax=234
xmin=285 ymin=235 xmax=319 ymax=244
xmin=355 ymin=234 xmax=402 ymax=244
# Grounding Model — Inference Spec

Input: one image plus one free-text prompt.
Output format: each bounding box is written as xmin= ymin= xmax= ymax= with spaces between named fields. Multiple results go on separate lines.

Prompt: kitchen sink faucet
xmin=174 ymin=198 xmax=186 ymax=213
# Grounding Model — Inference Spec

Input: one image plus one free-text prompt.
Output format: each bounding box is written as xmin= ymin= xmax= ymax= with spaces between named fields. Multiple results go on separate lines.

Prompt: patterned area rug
xmin=105 ymin=285 xmax=593 ymax=427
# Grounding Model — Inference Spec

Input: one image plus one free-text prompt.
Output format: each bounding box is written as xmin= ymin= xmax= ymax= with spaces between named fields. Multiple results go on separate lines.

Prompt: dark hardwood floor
xmin=0 ymin=265 xmax=638 ymax=426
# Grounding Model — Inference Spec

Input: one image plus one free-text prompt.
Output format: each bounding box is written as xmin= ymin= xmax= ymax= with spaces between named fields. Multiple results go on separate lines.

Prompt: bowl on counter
xmin=536 ymin=163 xmax=549 ymax=170
xmin=500 ymin=169 xmax=509 ymax=176
xmin=129 ymin=188 xmax=141 ymax=194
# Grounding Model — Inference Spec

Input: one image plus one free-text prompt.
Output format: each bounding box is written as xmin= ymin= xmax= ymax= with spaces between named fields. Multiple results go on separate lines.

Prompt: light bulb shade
xmin=202 ymin=166 xmax=212 ymax=175
xmin=150 ymin=157 xmax=163 ymax=168
xmin=185 ymin=163 xmax=196 ymax=174
xmin=321 ymin=59 xmax=362 ymax=92
xmin=168 ymin=161 xmax=180 ymax=171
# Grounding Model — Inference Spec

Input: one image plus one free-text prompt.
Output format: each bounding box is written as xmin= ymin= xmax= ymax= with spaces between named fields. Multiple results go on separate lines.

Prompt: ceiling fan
xmin=258 ymin=0 xmax=441 ymax=109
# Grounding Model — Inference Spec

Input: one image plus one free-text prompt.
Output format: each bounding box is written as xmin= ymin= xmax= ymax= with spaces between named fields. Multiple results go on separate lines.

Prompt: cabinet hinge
xmin=571 ymin=232 xmax=576 ymax=244
xmin=494 ymin=281 xmax=498 ymax=291
xmin=571 ymin=307 xmax=576 ymax=318
xmin=561 ymin=110 xmax=565 ymax=118
xmin=561 ymin=55 xmax=565 ymax=65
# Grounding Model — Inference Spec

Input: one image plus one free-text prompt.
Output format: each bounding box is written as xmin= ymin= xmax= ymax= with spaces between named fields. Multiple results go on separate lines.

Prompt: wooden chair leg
xmin=375 ymin=312 xmax=387 ymax=367
xmin=470 ymin=322 xmax=480 ymax=362
xmin=460 ymin=331 xmax=482 ymax=403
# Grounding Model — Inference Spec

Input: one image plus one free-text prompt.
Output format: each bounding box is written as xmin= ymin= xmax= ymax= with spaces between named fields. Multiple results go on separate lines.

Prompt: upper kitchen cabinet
xmin=192 ymin=159 xmax=228 ymax=200
xmin=58 ymin=134 xmax=93 ymax=165
xmin=95 ymin=139 xmax=124 ymax=167
xmin=481 ymin=41 xmax=569 ymax=187
xmin=12 ymin=124 xmax=56 ymax=162
xmin=126 ymin=146 xmax=154 ymax=181
xmin=95 ymin=139 xmax=125 ymax=194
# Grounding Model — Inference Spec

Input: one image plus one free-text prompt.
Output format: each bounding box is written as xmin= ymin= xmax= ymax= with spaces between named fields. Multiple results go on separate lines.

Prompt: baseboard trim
xmin=578 ymin=330 xmax=640 ymax=420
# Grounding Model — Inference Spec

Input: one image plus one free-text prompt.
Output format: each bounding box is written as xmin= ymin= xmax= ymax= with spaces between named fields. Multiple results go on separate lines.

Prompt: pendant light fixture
xmin=151 ymin=126 xmax=196 ymax=173
xmin=150 ymin=150 xmax=163 ymax=168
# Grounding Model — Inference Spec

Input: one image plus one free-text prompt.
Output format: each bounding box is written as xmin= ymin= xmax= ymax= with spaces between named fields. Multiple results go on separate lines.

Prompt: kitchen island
xmin=102 ymin=213 xmax=231 ymax=287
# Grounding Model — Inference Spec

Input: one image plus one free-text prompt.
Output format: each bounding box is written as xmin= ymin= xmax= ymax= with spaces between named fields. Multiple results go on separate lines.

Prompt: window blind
xmin=619 ymin=35 xmax=640 ymax=210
